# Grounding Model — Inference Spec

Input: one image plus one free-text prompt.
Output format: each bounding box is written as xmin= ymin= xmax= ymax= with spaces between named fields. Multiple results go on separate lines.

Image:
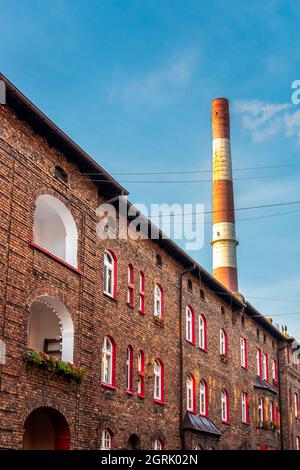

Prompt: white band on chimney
xmin=213 ymin=138 xmax=232 ymax=181
xmin=212 ymin=240 xmax=237 ymax=269
xmin=212 ymin=222 xmax=237 ymax=243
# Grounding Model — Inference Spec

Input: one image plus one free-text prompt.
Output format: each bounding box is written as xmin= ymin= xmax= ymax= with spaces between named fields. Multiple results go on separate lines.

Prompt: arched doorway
xmin=23 ymin=407 xmax=70 ymax=450
xmin=127 ymin=434 xmax=141 ymax=450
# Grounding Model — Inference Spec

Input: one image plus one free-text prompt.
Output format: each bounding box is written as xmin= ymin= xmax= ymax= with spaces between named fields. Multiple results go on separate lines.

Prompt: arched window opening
xmin=28 ymin=295 xmax=74 ymax=363
xmin=154 ymin=284 xmax=164 ymax=320
xmin=154 ymin=359 xmax=164 ymax=403
xmin=126 ymin=346 xmax=133 ymax=394
xmin=199 ymin=380 xmax=208 ymax=417
xmin=154 ymin=439 xmax=164 ymax=450
xmin=221 ymin=389 xmax=230 ymax=424
xmin=101 ymin=429 xmax=112 ymax=450
xmin=139 ymin=272 xmax=145 ymax=313
xmin=199 ymin=315 xmax=207 ymax=351
xmin=200 ymin=289 xmax=205 ymax=302
xmin=54 ymin=166 xmax=68 ymax=184
xmin=156 ymin=254 xmax=163 ymax=268
xmin=104 ymin=250 xmax=117 ymax=298
xmin=23 ymin=407 xmax=70 ymax=450
xmin=137 ymin=351 xmax=145 ymax=398
xmin=187 ymin=374 xmax=196 ymax=413
xmin=33 ymin=195 xmax=78 ymax=267
xmin=127 ymin=434 xmax=141 ymax=450
xmin=186 ymin=306 xmax=195 ymax=344
xmin=101 ymin=336 xmax=116 ymax=388
xmin=127 ymin=264 xmax=134 ymax=307
xmin=220 ymin=329 xmax=228 ymax=356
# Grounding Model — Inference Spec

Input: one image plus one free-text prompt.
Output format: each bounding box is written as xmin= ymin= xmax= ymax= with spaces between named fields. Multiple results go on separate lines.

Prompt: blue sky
xmin=1 ymin=0 xmax=300 ymax=337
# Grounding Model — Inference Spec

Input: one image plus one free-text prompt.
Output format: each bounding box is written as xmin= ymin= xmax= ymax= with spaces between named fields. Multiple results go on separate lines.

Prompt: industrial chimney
xmin=211 ymin=98 xmax=238 ymax=293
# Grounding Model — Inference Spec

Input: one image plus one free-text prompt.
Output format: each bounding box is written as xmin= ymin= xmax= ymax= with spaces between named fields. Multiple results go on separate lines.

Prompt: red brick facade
xmin=0 ymin=75 xmax=299 ymax=450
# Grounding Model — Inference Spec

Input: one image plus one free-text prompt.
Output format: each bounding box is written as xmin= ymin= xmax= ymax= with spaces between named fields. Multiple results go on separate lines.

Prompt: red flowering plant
xmin=23 ymin=349 xmax=84 ymax=385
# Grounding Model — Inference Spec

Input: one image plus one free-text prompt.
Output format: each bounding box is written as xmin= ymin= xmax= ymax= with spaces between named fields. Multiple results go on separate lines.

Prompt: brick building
xmin=0 ymin=74 xmax=299 ymax=450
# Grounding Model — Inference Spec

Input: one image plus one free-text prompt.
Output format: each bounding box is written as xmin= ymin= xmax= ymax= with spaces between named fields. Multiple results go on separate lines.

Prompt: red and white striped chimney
xmin=211 ymin=98 xmax=238 ymax=293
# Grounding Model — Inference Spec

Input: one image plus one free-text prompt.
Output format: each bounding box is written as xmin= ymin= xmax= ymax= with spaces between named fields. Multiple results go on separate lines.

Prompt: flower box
xmin=23 ymin=349 xmax=84 ymax=385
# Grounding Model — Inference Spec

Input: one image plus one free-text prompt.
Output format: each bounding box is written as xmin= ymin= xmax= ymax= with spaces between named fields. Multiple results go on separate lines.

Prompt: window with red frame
xmin=241 ymin=392 xmax=249 ymax=424
xmin=256 ymin=348 xmax=262 ymax=377
xmin=221 ymin=389 xmax=230 ymax=424
xmin=275 ymin=405 xmax=280 ymax=427
xmin=186 ymin=306 xmax=195 ymax=344
xmin=104 ymin=250 xmax=117 ymax=298
xmin=199 ymin=315 xmax=207 ymax=351
xmin=240 ymin=337 xmax=248 ymax=369
xmin=186 ymin=374 xmax=196 ymax=413
xmin=263 ymin=353 xmax=269 ymax=381
xmin=258 ymin=397 xmax=264 ymax=424
xmin=154 ymin=359 xmax=164 ymax=404
xmin=294 ymin=392 xmax=299 ymax=418
xmin=220 ymin=329 xmax=228 ymax=356
xmin=199 ymin=379 xmax=208 ymax=417
xmin=126 ymin=346 xmax=133 ymax=394
xmin=137 ymin=350 xmax=145 ymax=398
xmin=154 ymin=284 xmax=164 ymax=320
xmin=296 ymin=436 xmax=300 ymax=451
xmin=127 ymin=264 xmax=134 ymax=307
xmin=101 ymin=336 xmax=116 ymax=389
xmin=272 ymin=359 xmax=278 ymax=384
xmin=138 ymin=271 xmax=145 ymax=314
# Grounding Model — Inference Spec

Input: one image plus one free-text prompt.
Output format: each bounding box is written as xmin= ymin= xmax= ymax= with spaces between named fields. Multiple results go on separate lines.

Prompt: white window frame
xmin=199 ymin=380 xmax=207 ymax=416
xmin=104 ymin=251 xmax=114 ymax=297
xmin=154 ymin=360 xmax=162 ymax=401
xmin=187 ymin=375 xmax=194 ymax=412
xmin=199 ymin=315 xmax=206 ymax=350
xmin=186 ymin=307 xmax=193 ymax=342
xmin=221 ymin=390 xmax=228 ymax=422
xmin=102 ymin=336 xmax=113 ymax=385
xmin=241 ymin=392 xmax=248 ymax=424
xmin=263 ymin=353 xmax=268 ymax=381
xmin=154 ymin=439 xmax=163 ymax=450
xmin=154 ymin=285 xmax=162 ymax=318
xmin=240 ymin=338 xmax=246 ymax=368
xmin=258 ymin=397 xmax=264 ymax=423
xmin=295 ymin=393 xmax=299 ymax=418
xmin=256 ymin=349 xmax=261 ymax=376
xmin=220 ymin=329 xmax=226 ymax=355
xmin=101 ymin=429 xmax=111 ymax=450
xmin=126 ymin=346 xmax=133 ymax=392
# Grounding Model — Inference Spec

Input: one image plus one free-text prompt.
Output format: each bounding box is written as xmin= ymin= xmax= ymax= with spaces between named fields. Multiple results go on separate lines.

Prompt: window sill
xmin=154 ymin=318 xmax=164 ymax=328
xmin=103 ymin=292 xmax=117 ymax=302
xmin=30 ymin=242 xmax=82 ymax=275
xmin=101 ymin=383 xmax=116 ymax=391
xmin=186 ymin=339 xmax=196 ymax=346
xmin=241 ymin=365 xmax=248 ymax=371
xmin=126 ymin=390 xmax=133 ymax=396
xmin=154 ymin=399 xmax=165 ymax=405
xmin=138 ymin=309 xmax=145 ymax=315
xmin=199 ymin=413 xmax=208 ymax=418
xmin=127 ymin=303 xmax=134 ymax=309
xmin=199 ymin=347 xmax=207 ymax=353
xmin=137 ymin=394 xmax=145 ymax=400
xmin=222 ymin=420 xmax=230 ymax=426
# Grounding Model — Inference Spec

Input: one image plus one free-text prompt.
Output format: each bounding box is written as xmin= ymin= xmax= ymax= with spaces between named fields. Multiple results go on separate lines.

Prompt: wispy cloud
xmin=233 ymin=99 xmax=300 ymax=143
xmin=109 ymin=50 xmax=200 ymax=107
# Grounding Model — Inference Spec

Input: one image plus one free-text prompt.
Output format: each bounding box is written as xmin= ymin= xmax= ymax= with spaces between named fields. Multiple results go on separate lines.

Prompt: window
xmin=263 ymin=353 xmax=269 ymax=381
xmin=127 ymin=264 xmax=134 ymax=307
xmin=199 ymin=380 xmax=208 ymax=417
xmin=269 ymin=400 xmax=275 ymax=423
xmin=263 ymin=334 xmax=266 ymax=344
xmin=240 ymin=338 xmax=248 ymax=369
xmin=241 ymin=315 xmax=245 ymax=326
xmin=276 ymin=405 xmax=280 ymax=427
xmin=297 ymin=436 xmax=300 ymax=451
xmin=221 ymin=389 xmax=230 ymax=424
xmin=104 ymin=250 xmax=117 ymax=298
xmin=33 ymin=195 xmax=78 ymax=267
xmin=294 ymin=393 xmax=299 ymax=418
xmin=221 ymin=306 xmax=225 ymax=315
xmin=137 ymin=351 xmax=145 ymax=398
xmin=101 ymin=336 xmax=116 ymax=388
xmin=258 ymin=397 xmax=264 ymax=423
xmin=256 ymin=329 xmax=260 ymax=338
xmin=126 ymin=346 xmax=133 ymax=394
xmin=241 ymin=392 xmax=249 ymax=424
xmin=54 ymin=165 xmax=68 ymax=184
xmin=101 ymin=429 xmax=112 ymax=450
xmin=187 ymin=279 xmax=193 ymax=292
xmin=154 ymin=359 xmax=164 ymax=403
xmin=156 ymin=254 xmax=162 ymax=268
xmin=154 ymin=284 xmax=164 ymax=319
xmin=186 ymin=374 xmax=196 ymax=413
xmin=200 ymin=289 xmax=205 ymax=302
xmin=220 ymin=329 xmax=228 ymax=356
xmin=199 ymin=315 xmax=207 ymax=351
xmin=154 ymin=439 xmax=164 ymax=450
xmin=256 ymin=349 xmax=262 ymax=377
xmin=272 ymin=359 xmax=278 ymax=384
xmin=186 ymin=306 xmax=195 ymax=344
xmin=139 ymin=272 xmax=145 ymax=314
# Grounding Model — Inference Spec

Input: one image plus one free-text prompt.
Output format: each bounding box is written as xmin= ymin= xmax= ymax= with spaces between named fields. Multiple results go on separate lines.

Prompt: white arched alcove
xmin=33 ymin=195 xmax=78 ymax=267
xmin=28 ymin=295 xmax=74 ymax=363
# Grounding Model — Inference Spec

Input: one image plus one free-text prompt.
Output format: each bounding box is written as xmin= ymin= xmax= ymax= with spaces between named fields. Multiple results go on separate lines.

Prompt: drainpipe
xmin=179 ymin=263 xmax=196 ymax=450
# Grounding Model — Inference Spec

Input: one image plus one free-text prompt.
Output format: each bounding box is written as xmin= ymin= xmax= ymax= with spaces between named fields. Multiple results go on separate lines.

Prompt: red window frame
xmin=296 ymin=436 xmax=300 ymax=451
xmin=126 ymin=345 xmax=133 ymax=395
xmin=138 ymin=271 xmax=145 ymax=314
xmin=199 ymin=379 xmax=208 ymax=417
xmin=240 ymin=337 xmax=248 ymax=369
xmin=137 ymin=350 xmax=145 ymax=399
xmin=199 ymin=314 xmax=207 ymax=352
xmin=221 ymin=389 xmax=230 ymax=424
xmin=186 ymin=306 xmax=195 ymax=345
xmin=127 ymin=264 xmax=134 ymax=307
xmin=295 ymin=393 xmax=299 ymax=418
xmin=241 ymin=392 xmax=249 ymax=425
xmin=186 ymin=373 xmax=196 ymax=414
xmin=153 ymin=358 xmax=164 ymax=405
xmin=101 ymin=335 xmax=116 ymax=390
